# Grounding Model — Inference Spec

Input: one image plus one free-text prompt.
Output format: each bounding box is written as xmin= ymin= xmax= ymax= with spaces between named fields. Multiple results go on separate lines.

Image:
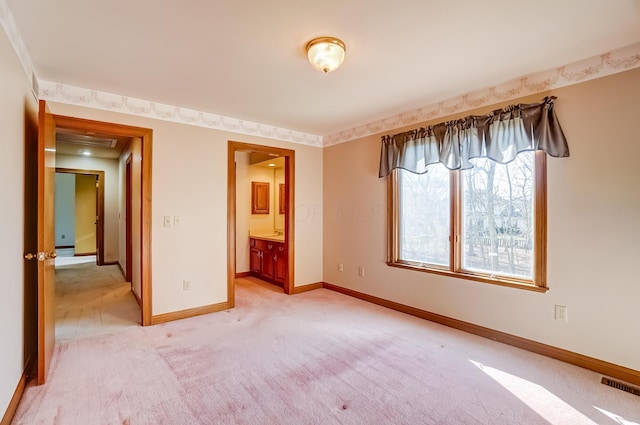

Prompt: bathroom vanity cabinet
xmin=249 ymin=237 xmax=287 ymax=286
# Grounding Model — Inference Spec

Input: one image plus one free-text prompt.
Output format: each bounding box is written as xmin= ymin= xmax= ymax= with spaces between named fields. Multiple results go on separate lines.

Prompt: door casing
xmin=49 ymin=114 xmax=153 ymax=326
xmin=227 ymin=141 xmax=295 ymax=306
xmin=125 ymin=154 xmax=133 ymax=283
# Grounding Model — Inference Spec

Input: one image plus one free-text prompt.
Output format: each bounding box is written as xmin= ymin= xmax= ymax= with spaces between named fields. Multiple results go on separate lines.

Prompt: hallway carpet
xmin=55 ymin=261 xmax=140 ymax=341
xmin=13 ymin=278 xmax=640 ymax=424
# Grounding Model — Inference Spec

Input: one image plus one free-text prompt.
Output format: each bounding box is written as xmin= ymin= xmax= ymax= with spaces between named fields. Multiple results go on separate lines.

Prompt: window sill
xmin=386 ymin=261 xmax=548 ymax=293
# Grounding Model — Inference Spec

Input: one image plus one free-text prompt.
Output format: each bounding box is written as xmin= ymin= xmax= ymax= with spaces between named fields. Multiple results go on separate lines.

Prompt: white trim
xmin=324 ymin=42 xmax=640 ymax=147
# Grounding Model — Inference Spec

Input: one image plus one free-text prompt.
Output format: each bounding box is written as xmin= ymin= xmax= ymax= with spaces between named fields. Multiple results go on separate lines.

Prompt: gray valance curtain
xmin=378 ymin=96 xmax=569 ymax=178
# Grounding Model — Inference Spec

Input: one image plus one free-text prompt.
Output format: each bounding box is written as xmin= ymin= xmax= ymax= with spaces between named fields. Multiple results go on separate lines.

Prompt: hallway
xmin=55 ymin=257 xmax=140 ymax=341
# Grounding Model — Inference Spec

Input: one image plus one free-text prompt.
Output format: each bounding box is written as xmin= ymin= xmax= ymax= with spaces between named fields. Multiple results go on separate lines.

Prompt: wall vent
xmin=601 ymin=377 xmax=640 ymax=397
xmin=56 ymin=133 xmax=117 ymax=148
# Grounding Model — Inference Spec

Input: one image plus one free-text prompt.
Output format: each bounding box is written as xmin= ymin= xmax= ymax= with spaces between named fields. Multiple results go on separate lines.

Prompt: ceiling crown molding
xmin=323 ymin=41 xmax=640 ymax=147
xmin=38 ymin=81 xmax=324 ymax=147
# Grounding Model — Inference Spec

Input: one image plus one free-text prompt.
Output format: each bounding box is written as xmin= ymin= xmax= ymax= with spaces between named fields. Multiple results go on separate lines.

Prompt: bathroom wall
xmin=248 ymin=165 xmax=277 ymax=234
xmin=236 ymin=154 xmax=286 ymax=273
xmin=275 ymin=167 xmax=285 ymax=231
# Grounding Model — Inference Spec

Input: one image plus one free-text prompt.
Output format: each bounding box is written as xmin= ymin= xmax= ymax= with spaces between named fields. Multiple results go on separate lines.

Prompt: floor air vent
xmin=601 ymin=377 xmax=640 ymax=396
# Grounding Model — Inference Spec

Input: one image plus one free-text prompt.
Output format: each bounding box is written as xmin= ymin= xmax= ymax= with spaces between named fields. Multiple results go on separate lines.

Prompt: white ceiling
xmin=6 ymin=0 xmax=640 ymax=138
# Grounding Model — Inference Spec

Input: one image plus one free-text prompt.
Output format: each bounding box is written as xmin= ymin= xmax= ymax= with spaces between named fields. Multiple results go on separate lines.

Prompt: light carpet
xmin=13 ymin=277 xmax=640 ymax=424
xmin=55 ymin=261 xmax=140 ymax=341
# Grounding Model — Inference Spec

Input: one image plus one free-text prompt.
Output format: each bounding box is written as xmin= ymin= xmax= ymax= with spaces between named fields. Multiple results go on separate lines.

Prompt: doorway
xmin=227 ymin=141 xmax=295 ymax=307
xmin=52 ymin=114 xmax=153 ymax=326
xmin=23 ymin=104 xmax=154 ymax=385
xmin=54 ymin=168 xmax=105 ymax=264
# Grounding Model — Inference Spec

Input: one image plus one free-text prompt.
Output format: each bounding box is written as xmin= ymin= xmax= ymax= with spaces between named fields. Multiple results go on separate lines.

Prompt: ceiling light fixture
xmin=305 ymin=37 xmax=346 ymax=73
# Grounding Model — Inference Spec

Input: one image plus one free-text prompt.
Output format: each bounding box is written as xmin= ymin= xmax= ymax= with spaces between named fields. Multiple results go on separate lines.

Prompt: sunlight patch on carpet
xmin=470 ymin=360 xmax=598 ymax=425
xmin=594 ymin=406 xmax=640 ymax=425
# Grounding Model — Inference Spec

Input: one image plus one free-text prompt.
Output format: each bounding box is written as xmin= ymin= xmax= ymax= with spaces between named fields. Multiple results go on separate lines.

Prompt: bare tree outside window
xmin=461 ymin=153 xmax=534 ymax=279
xmin=399 ymin=165 xmax=450 ymax=266
xmin=395 ymin=152 xmax=540 ymax=286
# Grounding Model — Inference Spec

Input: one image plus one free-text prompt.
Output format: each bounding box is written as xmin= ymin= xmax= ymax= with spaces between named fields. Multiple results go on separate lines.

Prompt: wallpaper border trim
xmin=323 ymin=42 xmax=640 ymax=146
xmin=2 ymin=0 xmax=638 ymax=148
xmin=38 ymin=81 xmax=324 ymax=147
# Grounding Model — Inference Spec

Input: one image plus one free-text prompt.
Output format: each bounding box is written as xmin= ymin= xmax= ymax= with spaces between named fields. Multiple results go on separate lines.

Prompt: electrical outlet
xmin=338 ymin=263 xmax=344 ymax=272
xmin=183 ymin=280 xmax=191 ymax=291
xmin=554 ymin=305 xmax=568 ymax=322
xmin=358 ymin=266 xmax=365 ymax=277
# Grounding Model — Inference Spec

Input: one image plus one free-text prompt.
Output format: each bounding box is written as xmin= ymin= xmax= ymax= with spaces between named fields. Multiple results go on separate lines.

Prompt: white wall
xmin=55 ymin=154 xmax=120 ymax=262
xmin=45 ymin=102 xmax=324 ymax=316
xmin=54 ymin=173 xmax=75 ymax=246
xmin=0 ymin=25 xmax=37 ymax=418
xmin=323 ymin=68 xmax=640 ymax=372
xmin=235 ymin=152 xmax=251 ymax=273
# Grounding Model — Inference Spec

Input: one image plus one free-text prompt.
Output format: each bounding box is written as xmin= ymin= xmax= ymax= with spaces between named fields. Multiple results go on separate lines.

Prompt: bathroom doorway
xmin=227 ymin=141 xmax=295 ymax=307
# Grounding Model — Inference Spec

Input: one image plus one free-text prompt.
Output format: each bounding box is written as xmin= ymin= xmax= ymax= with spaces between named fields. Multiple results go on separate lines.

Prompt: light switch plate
xmin=555 ymin=305 xmax=568 ymax=322
xmin=163 ymin=216 xmax=173 ymax=228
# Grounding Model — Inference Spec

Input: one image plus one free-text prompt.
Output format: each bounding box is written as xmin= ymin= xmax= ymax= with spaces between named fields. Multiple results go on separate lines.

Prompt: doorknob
xmin=24 ymin=251 xmax=56 ymax=261
xmin=24 ymin=252 xmax=46 ymax=261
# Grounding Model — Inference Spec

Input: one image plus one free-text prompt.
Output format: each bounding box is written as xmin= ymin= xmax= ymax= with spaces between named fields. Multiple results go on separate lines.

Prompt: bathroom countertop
xmin=249 ymin=233 xmax=285 ymax=243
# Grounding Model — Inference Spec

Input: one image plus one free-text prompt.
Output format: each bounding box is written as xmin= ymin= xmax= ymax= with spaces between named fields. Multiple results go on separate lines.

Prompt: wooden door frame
xmin=52 ymin=115 xmax=153 ymax=326
xmin=227 ymin=141 xmax=295 ymax=306
xmin=55 ymin=168 xmax=105 ymax=265
xmin=125 ymin=154 xmax=133 ymax=283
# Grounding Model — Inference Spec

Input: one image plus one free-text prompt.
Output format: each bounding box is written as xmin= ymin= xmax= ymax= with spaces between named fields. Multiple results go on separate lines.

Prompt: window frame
xmin=387 ymin=151 xmax=548 ymax=292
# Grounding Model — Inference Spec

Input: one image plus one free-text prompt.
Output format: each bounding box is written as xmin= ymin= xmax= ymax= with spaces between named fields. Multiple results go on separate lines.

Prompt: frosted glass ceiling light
xmin=306 ymin=37 xmax=346 ymax=73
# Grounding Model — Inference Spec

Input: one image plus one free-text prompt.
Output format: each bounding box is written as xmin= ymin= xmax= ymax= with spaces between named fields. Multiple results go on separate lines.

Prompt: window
xmin=389 ymin=151 xmax=547 ymax=291
xmin=380 ymin=97 xmax=568 ymax=291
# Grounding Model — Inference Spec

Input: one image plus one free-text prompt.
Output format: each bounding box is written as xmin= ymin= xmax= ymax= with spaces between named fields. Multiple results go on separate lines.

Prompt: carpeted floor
xmin=55 ymin=261 xmax=140 ymax=341
xmin=13 ymin=277 xmax=640 ymax=425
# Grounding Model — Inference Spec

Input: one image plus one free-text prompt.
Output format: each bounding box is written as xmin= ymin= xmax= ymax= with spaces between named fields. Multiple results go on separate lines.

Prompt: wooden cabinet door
xmin=274 ymin=243 xmax=287 ymax=285
xmin=261 ymin=242 xmax=275 ymax=281
xmin=250 ymin=247 xmax=261 ymax=274
xmin=251 ymin=181 xmax=270 ymax=214
xmin=248 ymin=238 xmax=286 ymax=287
